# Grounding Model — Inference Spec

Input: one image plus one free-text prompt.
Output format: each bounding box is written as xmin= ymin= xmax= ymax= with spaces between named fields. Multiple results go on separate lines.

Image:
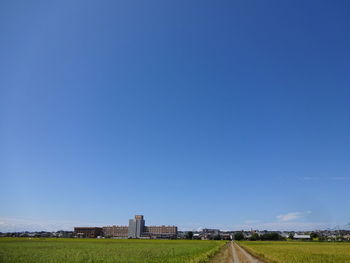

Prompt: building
xmin=127 ymin=215 xmax=177 ymax=239
xmin=75 ymin=215 xmax=177 ymax=239
xmin=143 ymin=225 xmax=178 ymax=239
xmin=102 ymin=226 xmax=128 ymax=238
xmin=293 ymin=234 xmax=311 ymax=240
xmin=203 ymin=229 xmax=220 ymax=235
xmin=74 ymin=227 xmax=103 ymax=238
xmin=128 ymin=215 xmax=145 ymax=238
xmin=201 ymin=229 xmax=220 ymax=240
xmin=56 ymin=230 xmax=74 ymax=238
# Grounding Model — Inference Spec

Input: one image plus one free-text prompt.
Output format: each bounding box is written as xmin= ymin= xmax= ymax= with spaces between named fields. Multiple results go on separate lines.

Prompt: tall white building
xmin=128 ymin=215 xmax=145 ymax=238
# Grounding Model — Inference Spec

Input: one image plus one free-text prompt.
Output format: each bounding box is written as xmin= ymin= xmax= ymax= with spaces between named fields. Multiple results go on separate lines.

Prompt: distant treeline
xmin=234 ymin=232 xmax=285 ymax=241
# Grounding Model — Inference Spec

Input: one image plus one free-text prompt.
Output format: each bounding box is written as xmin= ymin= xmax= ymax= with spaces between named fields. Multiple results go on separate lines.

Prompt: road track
xmin=230 ymin=242 xmax=264 ymax=263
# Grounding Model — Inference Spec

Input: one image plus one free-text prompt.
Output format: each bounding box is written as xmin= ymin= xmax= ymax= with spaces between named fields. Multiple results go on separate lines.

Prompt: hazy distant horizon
xmin=0 ymin=214 xmax=348 ymax=233
xmin=1 ymin=0 xmax=350 ymax=233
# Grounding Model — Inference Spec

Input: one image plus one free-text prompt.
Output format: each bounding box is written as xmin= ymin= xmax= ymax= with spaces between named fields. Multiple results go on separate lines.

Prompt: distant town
xmin=1 ymin=215 xmax=350 ymax=242
xmin=75 ymin=215 xmax=178 ymax=239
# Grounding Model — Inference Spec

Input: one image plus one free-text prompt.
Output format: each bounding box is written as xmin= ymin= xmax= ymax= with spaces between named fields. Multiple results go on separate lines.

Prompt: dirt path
xmin=230 ymin=242 xmax=264 ymax=263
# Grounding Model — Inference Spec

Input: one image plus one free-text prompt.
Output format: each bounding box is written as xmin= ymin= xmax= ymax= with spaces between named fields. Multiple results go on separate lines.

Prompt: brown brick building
xmin=144 ymin=225 xmax=178 ymax=238
xmin=74 ymin=215 xmax=177 ymax=239
xmin=102 ymin=226 xmax=128 ymax=238
xmin=74 ymin=227 xmax=103 ymax=238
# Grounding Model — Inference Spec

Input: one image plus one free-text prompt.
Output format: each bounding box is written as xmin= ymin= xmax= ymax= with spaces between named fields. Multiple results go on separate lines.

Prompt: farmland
xmin=0 ymin=238 xmax=226 ymax=263
xmin=238 ymin=241 xmax=350 ymax=263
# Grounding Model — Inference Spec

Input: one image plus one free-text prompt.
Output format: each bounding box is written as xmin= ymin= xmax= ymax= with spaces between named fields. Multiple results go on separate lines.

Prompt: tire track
xmin=231 ymin=242 xmax=264 ymax=263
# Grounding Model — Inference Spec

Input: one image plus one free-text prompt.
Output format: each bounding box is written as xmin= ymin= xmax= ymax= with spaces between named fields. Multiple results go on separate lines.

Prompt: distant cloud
xmin=0 ymin=216 xmax=107 ymax=232
xmin=235 ymin=220 xmax=328 ymax=231
xmin=244 ymin=220 xmax=261 ymax=224
xmin=249 ymin=221 xmax=328 ymax=231
xmin=178 ymin=222 xmax=234 ymax=231
xmin=277 ymin=211 xmax=311 ymax=222
xmin=235 ymin=211 xmax=326 ymax=231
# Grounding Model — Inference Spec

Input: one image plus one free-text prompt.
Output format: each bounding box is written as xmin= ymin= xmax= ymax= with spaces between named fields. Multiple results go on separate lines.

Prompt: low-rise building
xmin=293 ymin=234 xmax=311 ymax=240
xmin=75 ymin=215 xmax=177 ymax=239
xmin=143 ymin=225 xmax=177 ymax=239
xmin=74 ymin=227 xmax=103 ymax=238
xmin=103 ymin=226 xmax=128 ymax=238
xmin=200 ymin=229 xmax=220 ymax=240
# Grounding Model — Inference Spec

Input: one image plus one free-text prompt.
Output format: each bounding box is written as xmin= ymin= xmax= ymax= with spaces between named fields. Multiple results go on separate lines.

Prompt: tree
xmin=261 ymin=232 xmax=284 ymax=241
xmin=234 ymin=232 xmax=244 ymax=241
xmin=250 ymin=233 xmax=260 ymax=241
xmin=288 ymin=233 xmax=294 ymax=240
xmin=185 ymin=231 xmax=193 ymax=240
xmin=213 ymin=234 xmax=221 ymax=240
xmin=310 ymin=232 xmax=319 ymax=239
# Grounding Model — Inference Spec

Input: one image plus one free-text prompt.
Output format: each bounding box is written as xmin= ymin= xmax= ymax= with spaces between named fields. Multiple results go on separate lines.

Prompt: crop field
xmin=238 ymin=241 xmax=350 ymax=263
xmin=0 ymin=238 xmax=226 ymax=263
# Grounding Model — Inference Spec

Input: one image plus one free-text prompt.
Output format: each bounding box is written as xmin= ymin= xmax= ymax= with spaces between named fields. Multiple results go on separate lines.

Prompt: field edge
xmin=237 ymin=242 xmax=273 ymax=263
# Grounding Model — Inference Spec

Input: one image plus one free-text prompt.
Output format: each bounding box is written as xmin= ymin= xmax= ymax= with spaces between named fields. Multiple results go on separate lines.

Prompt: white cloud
xmin=0 ymin=216 xmax=107 ymax=232
xmin=277 ymin=212 xmax=304 ymax=222
xmin=234 ymin=211 xmax=326 ymax=231
xmin=244 ymin=220 xmax=261 ymax=224
xmin=235 ymin=221 xmax=328 ymax=231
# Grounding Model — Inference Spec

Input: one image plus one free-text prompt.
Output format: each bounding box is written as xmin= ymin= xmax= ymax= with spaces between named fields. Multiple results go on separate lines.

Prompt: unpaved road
xmin=230 ymin=242 xmax=264 ymax=263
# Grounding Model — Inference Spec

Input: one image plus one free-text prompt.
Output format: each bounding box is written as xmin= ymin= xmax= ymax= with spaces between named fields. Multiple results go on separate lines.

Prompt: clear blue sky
xmin=1 ymin=0 xmax=349 ymax=232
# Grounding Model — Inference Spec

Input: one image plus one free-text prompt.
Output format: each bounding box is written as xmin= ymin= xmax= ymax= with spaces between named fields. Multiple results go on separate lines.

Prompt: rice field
xmin=238 ymin=241 xmax=350 ymax=263
xmin=0 ymin=238 xmax=226 ymax=263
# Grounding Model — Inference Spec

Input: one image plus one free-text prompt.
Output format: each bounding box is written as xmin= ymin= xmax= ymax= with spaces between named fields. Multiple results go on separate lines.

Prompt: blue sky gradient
xmin=1 ymin=0 xmax=350 ymax=231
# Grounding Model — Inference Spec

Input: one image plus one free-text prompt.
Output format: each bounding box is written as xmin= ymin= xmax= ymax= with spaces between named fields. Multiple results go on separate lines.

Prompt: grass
xmin=0 ymin=238 xmax=226 ymax=263
xmin=208 ymin=242 xmax=233 ymax=263
xmin=238 ymin=241 xmax=350 ymax=263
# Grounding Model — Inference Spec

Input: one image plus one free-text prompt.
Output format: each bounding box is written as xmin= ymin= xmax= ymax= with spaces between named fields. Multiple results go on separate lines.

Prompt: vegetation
xmin=233 ymin=232 xmax=244 ymax=241
xmin=185 ymin=231 xmax=194 ymax=240
xmin=247 ymin=232 xmax=285 ymax=241
xmin=0 ymin=238 xmax=226 ymax=263
xmin=238 ymin=241 xmax=350 ymax=263
xmin=259 ymin=233 xmax=285 ymax=241
xmin=310 ymin=232 xmax=319 ymax=239
xmin=249 ymin=233 xmax=260 ymax=241
xmin=209 ymin=242 xmax=233 ymax=263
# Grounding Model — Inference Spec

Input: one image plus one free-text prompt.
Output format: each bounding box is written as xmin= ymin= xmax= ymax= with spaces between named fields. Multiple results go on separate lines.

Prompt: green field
xmin=238 ymin=241 xmax=350 ymax=263
xmin=0 ymin=238 xmax=226 ymax=263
